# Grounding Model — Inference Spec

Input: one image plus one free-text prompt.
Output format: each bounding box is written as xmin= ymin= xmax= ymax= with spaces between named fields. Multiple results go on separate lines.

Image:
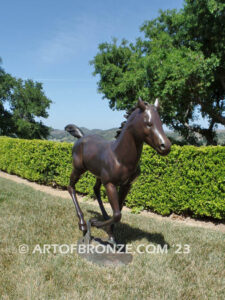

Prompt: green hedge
xmin=0 ymin=136 xmax=224 ymax=220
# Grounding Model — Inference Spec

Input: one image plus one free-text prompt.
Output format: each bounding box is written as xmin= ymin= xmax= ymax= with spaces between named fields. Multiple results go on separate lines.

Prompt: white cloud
xmin=39 ymin=30 xmax=77 ymax=63
xmin=37 ymin=15 xmax=114 ymax=64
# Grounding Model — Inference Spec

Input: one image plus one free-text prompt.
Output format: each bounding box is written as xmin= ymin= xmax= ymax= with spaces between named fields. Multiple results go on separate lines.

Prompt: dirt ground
xmin=0 ymin=170 xmax=224 ymax=233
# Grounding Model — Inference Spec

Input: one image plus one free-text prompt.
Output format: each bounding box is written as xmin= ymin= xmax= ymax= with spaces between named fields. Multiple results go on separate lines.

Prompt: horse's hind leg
xmin=94 ymin=179 xmax=115 ymax=242
xmin=94 ymin=178 xmax=109 ymax=220
xmin=68 ymin=169 xmax=87 ymax=234
xmin=91 ymin=183 xmax=121 ymax=229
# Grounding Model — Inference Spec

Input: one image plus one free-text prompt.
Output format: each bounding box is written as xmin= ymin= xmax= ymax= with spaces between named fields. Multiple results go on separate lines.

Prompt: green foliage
xmin=91 ymin=0 xmax=225 ymax=145
xmin=0 ymin=58 xmax=51 ymax=139
xmin=0 ymin=137 xmax=224 ymax=220
xmin=0 ymin=137 xmax=96 ymax=196
xmin=126 ymin=145 xmax=225 ymax=220
xmin=91 ymin=39 xmax=148 ymax=111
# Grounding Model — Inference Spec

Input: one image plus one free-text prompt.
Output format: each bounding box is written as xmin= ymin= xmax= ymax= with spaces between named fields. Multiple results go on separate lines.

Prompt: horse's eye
xmin=146 ymin=123 xmax=152 ymax=130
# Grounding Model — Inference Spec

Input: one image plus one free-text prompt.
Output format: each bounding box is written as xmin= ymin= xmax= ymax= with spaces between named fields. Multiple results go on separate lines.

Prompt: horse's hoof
xmin=79 ymin=222 xmax=87 ymax=233
xmin=90 ymin=218 xmax=99 ymax=227
xmin=108 ymin=236 xmax=117 ymax=246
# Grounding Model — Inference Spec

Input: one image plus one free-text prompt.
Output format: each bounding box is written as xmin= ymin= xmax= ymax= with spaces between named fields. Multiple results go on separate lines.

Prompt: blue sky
xmin=1 ymin=0 xmax=184 ymax=130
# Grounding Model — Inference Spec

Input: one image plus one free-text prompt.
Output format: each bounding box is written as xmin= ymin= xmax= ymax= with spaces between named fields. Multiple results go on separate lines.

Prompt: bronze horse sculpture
xmin=65 ymin=98 xmax=171 ymax=244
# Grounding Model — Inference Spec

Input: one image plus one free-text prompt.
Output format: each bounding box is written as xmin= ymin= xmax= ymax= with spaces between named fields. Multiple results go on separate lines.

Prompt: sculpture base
xmin=77 ymin=222 xmax=133 ymax=266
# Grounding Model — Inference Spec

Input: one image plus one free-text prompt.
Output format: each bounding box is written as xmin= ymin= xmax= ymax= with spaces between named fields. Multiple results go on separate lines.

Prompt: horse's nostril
xmin=160 ymin=144 xmax=166 ymax=150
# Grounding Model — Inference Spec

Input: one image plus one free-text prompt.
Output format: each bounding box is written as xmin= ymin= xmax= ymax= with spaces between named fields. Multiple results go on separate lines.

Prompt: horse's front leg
xmin=118 ymin=183 xmax=132 ymax=211
xmin=119 ymin=166 xmax=141 ymax=211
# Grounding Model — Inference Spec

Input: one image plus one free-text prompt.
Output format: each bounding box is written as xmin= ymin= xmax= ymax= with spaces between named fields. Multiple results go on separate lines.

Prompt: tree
xmin=0 ymin=59 xmax=51 ymax=139
xmin=0 ymin=60 xmax=17 ymax=136
xmin=91 ymin=0 xmax=225 ymax=145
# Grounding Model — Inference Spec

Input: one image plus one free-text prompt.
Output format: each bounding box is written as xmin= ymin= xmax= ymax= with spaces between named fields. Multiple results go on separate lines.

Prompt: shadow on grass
xmin=87 ymin=210 xmax=170 ymax=248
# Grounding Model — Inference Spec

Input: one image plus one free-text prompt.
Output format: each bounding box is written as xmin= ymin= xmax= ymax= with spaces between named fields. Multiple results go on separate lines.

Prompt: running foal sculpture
xmin=65 ymin=98 xmax=171 ymax=244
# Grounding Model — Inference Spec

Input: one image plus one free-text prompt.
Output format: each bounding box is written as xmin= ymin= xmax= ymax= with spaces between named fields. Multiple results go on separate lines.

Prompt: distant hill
xmin=166 ymin=129 xmax=225 ymax=145
xmin=48 ymin=127 xmax=225 ymax=145
xmin=48 ymin=127 xmax=184 ymax=143
xmin=48 ymin=127 xmax=118 ymax=142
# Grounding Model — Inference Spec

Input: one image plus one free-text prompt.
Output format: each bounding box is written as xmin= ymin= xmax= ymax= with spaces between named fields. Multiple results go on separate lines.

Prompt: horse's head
xmin=135 ymin=98 xmax=171 ymax=155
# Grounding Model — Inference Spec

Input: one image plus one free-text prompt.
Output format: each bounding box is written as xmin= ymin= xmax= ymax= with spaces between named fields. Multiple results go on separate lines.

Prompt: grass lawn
xmin=0 ymin=177 xmax=224 ymax=300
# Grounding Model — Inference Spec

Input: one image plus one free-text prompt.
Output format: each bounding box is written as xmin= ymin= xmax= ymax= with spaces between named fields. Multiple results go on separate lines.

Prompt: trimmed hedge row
xmin=0 ymin=136 xmax=224 ymax=220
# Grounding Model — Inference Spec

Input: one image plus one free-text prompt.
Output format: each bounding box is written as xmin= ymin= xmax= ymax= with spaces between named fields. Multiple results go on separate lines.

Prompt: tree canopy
xmin=91 ymin=0 xmax=225 ymax=145
xmin=0 ymin=59 xmax=51 ymax=139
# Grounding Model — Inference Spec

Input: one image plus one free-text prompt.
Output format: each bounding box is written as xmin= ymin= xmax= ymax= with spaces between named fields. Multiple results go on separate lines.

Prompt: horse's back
xmin=72 ymin=134 xmax=111 ymax=152
xmin=72 ymin=135 xmax=113 ymax=177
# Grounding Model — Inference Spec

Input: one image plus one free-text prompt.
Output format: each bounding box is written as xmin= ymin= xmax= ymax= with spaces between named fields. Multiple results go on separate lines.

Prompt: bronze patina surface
xmin=65 ymin=98 xmax=171 ymax=254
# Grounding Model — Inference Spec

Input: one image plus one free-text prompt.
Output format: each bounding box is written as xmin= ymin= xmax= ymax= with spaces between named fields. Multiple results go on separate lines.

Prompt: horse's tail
xmin=65 ymin=124 xmax=84 ymax=138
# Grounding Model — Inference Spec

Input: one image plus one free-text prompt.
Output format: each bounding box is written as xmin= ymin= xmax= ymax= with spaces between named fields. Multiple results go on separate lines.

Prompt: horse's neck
xmin=112 ymin=127 xmax=143 ymax=168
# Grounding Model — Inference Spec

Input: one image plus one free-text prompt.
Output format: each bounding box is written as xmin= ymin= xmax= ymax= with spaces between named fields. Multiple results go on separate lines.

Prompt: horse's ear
xmin=138 ymin=97 xmax=146 ymax=111
xmin=154 ymin=98 xmax=160 ymax=110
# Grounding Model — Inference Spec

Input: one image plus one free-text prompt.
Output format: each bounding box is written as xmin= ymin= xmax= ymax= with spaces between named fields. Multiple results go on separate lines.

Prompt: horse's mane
xmin=115 ymin=101 xmax=149 ymax=139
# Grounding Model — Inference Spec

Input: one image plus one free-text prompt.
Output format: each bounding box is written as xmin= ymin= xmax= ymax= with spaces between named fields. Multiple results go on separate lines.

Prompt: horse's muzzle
xmin=157 ymin=141 xmax=171 ymax=156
